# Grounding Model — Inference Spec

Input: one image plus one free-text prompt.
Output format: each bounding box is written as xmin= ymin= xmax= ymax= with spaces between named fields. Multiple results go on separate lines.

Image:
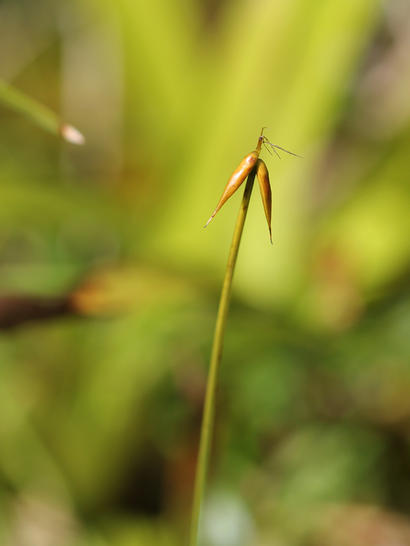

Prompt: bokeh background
xmin=1 ymin=0 xmax=410 ymax=544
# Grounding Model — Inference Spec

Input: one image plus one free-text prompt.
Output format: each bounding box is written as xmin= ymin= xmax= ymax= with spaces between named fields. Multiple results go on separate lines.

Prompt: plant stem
xmin=189 ymin=169 xmax=256 ymax=546
xmin=0 ymin=79 xmax=84 ymax=144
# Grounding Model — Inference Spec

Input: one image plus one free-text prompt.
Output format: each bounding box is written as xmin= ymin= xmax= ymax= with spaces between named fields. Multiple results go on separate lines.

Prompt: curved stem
xmin=189 ymin=169 xmax=256 ymax=546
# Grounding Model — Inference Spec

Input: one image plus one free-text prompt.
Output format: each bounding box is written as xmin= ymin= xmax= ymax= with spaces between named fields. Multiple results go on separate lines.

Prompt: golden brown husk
xmin=256 ymin=159 xmax=272 ymax=243
xmin=205 ymin=150 xmax=259 ymax=226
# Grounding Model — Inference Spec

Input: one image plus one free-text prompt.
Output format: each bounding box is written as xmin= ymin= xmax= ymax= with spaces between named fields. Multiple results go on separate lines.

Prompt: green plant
xmin=189 ymin=132 xmax=298 ymax=545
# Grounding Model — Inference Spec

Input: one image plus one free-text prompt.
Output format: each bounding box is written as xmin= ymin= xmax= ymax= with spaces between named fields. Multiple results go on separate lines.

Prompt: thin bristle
xmin=262 ymin=137 xmax=301 ymax=158
xmin=266 ymin=143 xmax=281 ymax=159
xmin=272 ymin=144 xmax=302 ymax=158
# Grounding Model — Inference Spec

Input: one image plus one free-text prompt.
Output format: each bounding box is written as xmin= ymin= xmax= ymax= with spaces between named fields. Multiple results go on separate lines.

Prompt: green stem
xmin=189 ymin=169 xmax=256 ymax=546
xmin=0 ymin=79 xmax=84 ymax=144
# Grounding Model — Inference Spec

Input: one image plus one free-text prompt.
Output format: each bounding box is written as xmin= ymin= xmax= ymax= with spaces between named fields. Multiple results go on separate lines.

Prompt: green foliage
xmin=1 ymin=0 xmax=410 ymax=544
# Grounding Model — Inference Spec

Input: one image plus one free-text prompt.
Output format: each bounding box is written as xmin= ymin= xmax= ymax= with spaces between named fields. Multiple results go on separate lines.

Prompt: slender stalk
xmin=189 ymin=169 xmax=256 ymax=546
xmin=0 ymin=79 xmax=84 ymax=144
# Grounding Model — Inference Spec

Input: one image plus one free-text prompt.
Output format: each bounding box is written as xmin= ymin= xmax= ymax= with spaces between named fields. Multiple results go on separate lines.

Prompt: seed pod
xmin=256 ymin=158 xmax=272 ymax=244
xmin=204 ymin=150 xmax=259 ymax=227
xmin=204 ymin=128 xmax=299 ymax=233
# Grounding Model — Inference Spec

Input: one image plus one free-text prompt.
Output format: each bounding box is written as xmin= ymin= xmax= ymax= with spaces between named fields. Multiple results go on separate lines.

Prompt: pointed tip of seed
xmin=60 ymin=123 xmax=85 ymax=145
xmin=269 ymin=229 xmax=273 ymax=245
xmin=204 ymin=211 xmax=217 ymax=228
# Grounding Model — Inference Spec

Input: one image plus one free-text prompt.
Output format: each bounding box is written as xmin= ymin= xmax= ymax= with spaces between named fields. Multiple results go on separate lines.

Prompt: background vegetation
xmin=0 ymin=0 xmax=410 ymax=544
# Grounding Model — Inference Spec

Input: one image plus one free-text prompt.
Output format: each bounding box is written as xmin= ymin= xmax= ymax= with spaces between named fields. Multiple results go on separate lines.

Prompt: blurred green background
xmin=1 ymin=0 xmax=410 ymax=544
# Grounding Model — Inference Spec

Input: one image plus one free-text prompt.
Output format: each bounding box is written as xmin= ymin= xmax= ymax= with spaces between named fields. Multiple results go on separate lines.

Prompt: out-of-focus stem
xmin=0 ymin=79 xmax=84 ymax=144
xmin=189 ymin=169 xmax=256 ymax=546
